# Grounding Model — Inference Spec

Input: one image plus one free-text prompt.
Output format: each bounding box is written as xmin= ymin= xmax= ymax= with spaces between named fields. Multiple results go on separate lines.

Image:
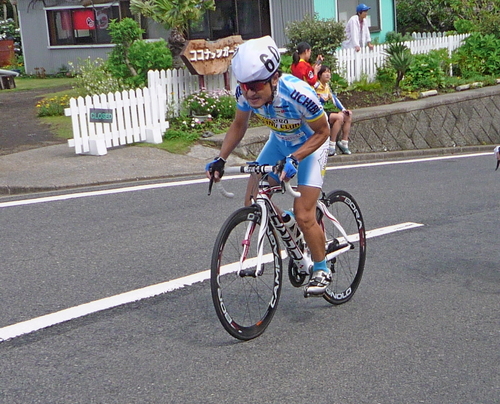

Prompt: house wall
xmin=314 ymin=0 xmax=335 ymax=17
xmin=17 ymin=0 xmax=396 ymax=75
xmin=269 ymin=0 xmax=315 ymax=48
xmin=376 ymin=0 xmax=396 ymax=43
xmin=270 ymin=0 xmax=396 ymax=48
xmin=18 ymin=0 xmax=114 ymax=75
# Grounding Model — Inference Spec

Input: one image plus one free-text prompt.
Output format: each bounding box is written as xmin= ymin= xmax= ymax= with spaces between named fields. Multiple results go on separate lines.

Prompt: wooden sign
xmin=180 ymin=35 xmax=244 ymax=76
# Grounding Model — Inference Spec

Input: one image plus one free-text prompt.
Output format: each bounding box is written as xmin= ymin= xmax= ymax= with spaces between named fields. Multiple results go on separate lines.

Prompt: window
xmin=337 ymin=0 xmax=380 ymax=32
xmin=46 ymin=1 xmax=131 ymax=46
xmin=189 ymin=0 xmax=271 ymax=41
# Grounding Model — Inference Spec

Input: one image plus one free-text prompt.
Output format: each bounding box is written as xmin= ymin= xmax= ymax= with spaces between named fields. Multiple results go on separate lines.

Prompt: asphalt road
xmin=0 ymin=86 xmax=68 ymax=155
xmin=0 ymin=153 xmax=498 ymax=403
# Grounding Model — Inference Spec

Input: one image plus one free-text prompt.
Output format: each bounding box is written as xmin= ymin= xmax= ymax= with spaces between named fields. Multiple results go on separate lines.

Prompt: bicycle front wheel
xmin=211 ymin=206 xmax=283 ymax=340
xmin=322 ymin=190 xmax=366 ymax=305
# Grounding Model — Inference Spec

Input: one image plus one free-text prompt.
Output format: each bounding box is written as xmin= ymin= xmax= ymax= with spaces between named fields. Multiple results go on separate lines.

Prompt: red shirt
xmin=291 ymin=59 xmax=317 ymax=86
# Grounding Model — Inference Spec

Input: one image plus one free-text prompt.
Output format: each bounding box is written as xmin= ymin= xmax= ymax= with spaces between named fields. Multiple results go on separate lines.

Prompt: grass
xmin=11 ymin=77 xmax=75 ymax=91
xmin=41 ymin=115 xmax=73 ymax=139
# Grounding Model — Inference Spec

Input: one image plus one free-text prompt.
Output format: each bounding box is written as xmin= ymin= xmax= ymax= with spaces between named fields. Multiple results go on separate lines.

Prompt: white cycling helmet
xmin=231 ymin=36 xmax=281 ymax=83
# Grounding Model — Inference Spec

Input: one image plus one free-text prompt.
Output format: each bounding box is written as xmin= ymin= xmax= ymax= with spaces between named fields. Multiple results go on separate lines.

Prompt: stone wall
xmin=203 ymin=85 xmax=500 ymax=159
xmin=350 ymin=84 xmax=500 ymax=153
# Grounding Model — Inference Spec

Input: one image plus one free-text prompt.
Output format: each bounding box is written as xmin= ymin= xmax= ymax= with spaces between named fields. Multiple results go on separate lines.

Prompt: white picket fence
xmin=147 ymin=69 xmax=237 ymax=117
xmin=65 ymin=85 xmax=168 ymax=155
xmin=64 ymin=31 xmax=469 ymax=154
xmin=147 ymin=33 xmax=469 ymax=116
xmin=336 ymin=33 xmax=470 ymax=84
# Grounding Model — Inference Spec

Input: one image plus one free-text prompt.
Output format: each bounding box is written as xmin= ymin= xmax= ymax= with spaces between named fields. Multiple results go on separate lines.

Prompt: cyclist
xmin=205 ymin=36 xmax=331 ymax=295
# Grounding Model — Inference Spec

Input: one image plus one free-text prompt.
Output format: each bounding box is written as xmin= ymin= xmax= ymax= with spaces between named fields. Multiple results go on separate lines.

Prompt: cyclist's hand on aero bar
xmin=277 ymin=154 xmax=298 ymax=182
xmin=206 ymin=157 xmax=226 ymax=195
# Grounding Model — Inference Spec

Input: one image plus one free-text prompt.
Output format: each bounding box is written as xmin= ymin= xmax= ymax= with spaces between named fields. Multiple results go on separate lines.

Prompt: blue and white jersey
xmin=236 ymin=73 xmax=325 ymax=146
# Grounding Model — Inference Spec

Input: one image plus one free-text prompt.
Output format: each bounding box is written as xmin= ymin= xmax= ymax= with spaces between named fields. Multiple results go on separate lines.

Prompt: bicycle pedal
xmin=303 ymin=290 xmax=325 ymax=298
xmin=238 ymin=269 xmax=257 ymax=277
xmin=303 ymin=287 xmax=326 ymax=298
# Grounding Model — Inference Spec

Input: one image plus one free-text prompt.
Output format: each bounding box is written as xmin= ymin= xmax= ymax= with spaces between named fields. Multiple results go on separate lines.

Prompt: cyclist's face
xmin=241 ymin=73 xmax=277 ymax=108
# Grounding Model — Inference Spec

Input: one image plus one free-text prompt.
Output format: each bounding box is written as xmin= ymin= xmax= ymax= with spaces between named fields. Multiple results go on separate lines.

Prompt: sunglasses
xmin=239 ymin=79 xmax=271 ymax=92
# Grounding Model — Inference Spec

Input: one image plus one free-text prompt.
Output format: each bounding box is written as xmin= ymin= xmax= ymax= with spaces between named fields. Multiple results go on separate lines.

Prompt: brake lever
xmin=208 ymin=175 xmax=214 ymax=196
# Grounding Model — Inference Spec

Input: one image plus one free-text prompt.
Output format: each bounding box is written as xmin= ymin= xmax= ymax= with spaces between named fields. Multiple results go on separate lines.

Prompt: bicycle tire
xmin=211 ymin=205 xmax=283 ymax=340
xmin=322 ymin=190 xmax=366 ymax=305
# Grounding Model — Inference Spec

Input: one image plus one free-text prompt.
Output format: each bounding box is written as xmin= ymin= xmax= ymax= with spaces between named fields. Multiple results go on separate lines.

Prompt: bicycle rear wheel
xmin=322 ymin=190 xmax=366 ymax=305
xmin=211 ymin=206 xmax=283 ymax=340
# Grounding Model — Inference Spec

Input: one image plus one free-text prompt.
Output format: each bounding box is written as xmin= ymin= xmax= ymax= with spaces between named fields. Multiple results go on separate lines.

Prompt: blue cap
xmin=356 ymin=3 xmax=371 ymax=13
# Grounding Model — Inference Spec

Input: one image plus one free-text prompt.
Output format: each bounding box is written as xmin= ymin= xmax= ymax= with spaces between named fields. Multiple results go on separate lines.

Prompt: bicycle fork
xmin=237 ymin=202 xmax=269 ymax=277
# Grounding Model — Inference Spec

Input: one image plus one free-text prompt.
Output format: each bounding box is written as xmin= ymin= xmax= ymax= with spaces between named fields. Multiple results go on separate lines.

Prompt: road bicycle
xmin=209 ymin=163 xmax=366 ymax=340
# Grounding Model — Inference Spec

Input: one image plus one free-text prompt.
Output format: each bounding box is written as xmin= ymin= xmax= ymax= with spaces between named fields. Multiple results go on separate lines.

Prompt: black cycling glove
xmin=206 ymin=157 xmax=226 ymax=195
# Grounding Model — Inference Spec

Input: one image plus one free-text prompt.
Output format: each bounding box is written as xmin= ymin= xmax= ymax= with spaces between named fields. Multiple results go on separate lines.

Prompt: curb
xmin=0 ymin=145 xmax=493 ymax=196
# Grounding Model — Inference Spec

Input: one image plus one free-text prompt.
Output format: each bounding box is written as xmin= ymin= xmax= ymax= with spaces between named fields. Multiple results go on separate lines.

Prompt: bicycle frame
xmin=239 ymin=181 xmax=354 ymax=279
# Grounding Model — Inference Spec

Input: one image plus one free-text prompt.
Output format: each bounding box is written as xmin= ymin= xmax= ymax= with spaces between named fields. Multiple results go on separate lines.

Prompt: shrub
xmin=36 ymin=95 xmax=70 ymax=117
xmin=400 ymin=49 xmax=449 ymax=91
xmin=453 ymin=19 xmax=475 ymax=34
xmin=70 ymin=57 xmax=127 ymax=97
xmin=182 ymin=89 xmax=235 ymax=119
xmin=280 ymin=54 xmax=293 ymax=74
xmin=105 ymin=18 xmax=173 ymax=88
xmin=0 ymin=18 xmax=20 ymax=42
xmin=285 ymin=13 xmax=345 ymax=71
xmin=329 ymin=72 xmax=348 ymax=93
xmin=452 ymin=32 xmax=500 ymax=78
xmin=383 ymin=43 xmax=414 ymax=90
xmin=164 ymin=127 xmax=200 ymax=141
xmin=385 ymin=31 xmax=413 ymax=43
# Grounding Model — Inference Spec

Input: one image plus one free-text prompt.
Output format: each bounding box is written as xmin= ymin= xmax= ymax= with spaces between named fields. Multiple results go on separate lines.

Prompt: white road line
xmin=0 ymin=221 xmax=423 ymax=343
xmin=0 ymin=152 xmax=490 ymax=209
xmin=326 ymin=152 xmax=490 ymax=171
xmin=366 ymin=221 xmax=423 ymax=238
xmin=0 ymin=178 xmax=208 ymax=209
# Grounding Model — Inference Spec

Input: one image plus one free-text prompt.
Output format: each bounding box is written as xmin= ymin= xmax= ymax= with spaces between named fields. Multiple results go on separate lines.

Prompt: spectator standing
xmin=342 ymin=3 xmax=374 ymax=52
xmin=291 ymin=42 xmax=323 ymax=87
xmin=315 ymin=65 xmax=353 ymax=156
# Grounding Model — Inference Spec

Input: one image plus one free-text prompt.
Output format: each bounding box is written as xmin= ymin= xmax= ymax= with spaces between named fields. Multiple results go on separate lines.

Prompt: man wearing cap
xmin=342 ymin=3 xmax=374 ymax=52
xmin=206 ymin=36 xmax=333 ymax=296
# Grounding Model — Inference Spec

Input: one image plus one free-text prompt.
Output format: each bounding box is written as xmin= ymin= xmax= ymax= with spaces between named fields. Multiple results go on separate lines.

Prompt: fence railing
xmin=148 ymin=33 xmax=469 ymax=116
xmin=65 ymin=85 xmax=168 ymax=155
xmin=147 ymin=69 xmax=237 ymax=117
xmin=335 ymin=33 xmax=470 ymax=84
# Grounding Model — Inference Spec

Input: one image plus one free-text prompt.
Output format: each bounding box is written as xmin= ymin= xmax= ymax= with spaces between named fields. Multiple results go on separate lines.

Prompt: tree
xmin=396 ymin=0 xmax=500 ymax=36
xmin=449 ymin=0 xmax=500 ymax=36
xmin=105 ymin=18 xmax=173 ymax=88
xmin=395 ymin=0 xmax=455 ymax=33
xmin=130 ymin=0 xmax=215 ymax=60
